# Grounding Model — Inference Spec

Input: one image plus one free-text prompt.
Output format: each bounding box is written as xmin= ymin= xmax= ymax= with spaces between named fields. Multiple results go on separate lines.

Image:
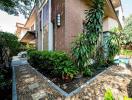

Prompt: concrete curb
xmin=30 ymin=64 xmax=116 ymax=98
xmin=12 ymin=65 xmax=17 ymax=100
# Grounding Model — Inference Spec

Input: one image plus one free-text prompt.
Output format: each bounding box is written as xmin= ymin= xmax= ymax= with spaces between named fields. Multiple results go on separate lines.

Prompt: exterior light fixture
xmin=57 ymin=14 xmax=61 ymax=27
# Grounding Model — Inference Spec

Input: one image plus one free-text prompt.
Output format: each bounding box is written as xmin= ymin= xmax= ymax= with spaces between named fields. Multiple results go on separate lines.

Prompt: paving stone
xmin=19 ymin=67 xmax=26 ymax=70
xmin=28 ymin=83 xmax=39 ymax=90
xmin=19 ymin=68 xmax=27 ymax=71
xmin=31 ymin=90 xmax=46 ymax=100
xmin=21 ymin=74 xmax=31 ymax=78
xmin=21 ymin=71 xmax=29 ymax=74
xmin=25 ymin=77 xmax=35 ymax=83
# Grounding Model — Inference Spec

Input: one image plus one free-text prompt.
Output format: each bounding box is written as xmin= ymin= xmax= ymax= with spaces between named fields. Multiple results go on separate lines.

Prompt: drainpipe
xmin=48 ymin=0 xmax=53 ymax=51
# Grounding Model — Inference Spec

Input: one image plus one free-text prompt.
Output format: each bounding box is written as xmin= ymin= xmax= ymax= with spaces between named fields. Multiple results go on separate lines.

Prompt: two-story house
xmin=16 ymin=0 xmax=124 ymax=53
xmin=34 ymin=0 xmax=124 ymax=53
xmin=16 ymin=7 xmax=37 ymax=46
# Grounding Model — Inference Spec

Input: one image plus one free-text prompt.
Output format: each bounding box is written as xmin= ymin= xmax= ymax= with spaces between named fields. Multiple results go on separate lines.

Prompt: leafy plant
xmin=121 ymin=49 xmax=132 ymax=56
xmin=0 ymin=0 xmax=35 ymax=17
xmin=72 ymin=0 xmax=105 ymax=73
xmin=106 ymin=33 xmax=120 ymax=62
xmin=122 ymin=15 xmax=132 ymax=44
xmin=72 ymin=34 xmax=96 ymax=71
xmin=104 ymin=89 xmax=114 ymax=100
xmin=0 ymin=31 xmax=21 ymax=56
xmin=28 ymin=50 xmax=78 ymax=79
xmin=124 ymin=96 xmax=132 ymax=100
xmin=0 ymin=68 xmax=12 ymax=89
xmin=83 ymin=67 xmax=93 ymax=77
xmin=53 ymin=60 xmax=78 ymax=79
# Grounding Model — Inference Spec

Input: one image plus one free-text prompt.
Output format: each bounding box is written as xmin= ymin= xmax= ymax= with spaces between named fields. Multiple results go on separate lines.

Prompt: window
xmin=116 ymin=10 xmax=119 ymax=17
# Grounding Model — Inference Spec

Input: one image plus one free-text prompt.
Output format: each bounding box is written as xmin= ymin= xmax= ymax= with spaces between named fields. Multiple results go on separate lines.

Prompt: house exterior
xmin=34 ymin=0 xmax=124 ymax=53
xmin=15 ymin=7 xmax=37 ymax=46
xmin=17 ymin=0 xmax=124 ymax=52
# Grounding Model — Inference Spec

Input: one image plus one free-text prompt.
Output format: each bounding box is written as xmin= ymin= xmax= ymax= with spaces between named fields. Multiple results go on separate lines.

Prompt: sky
xmin=0 ymin=10 xmax=26 ymax=33
xmin=121 ymin=0 xmax=132 ymax=17
xmin=0 ymin=0 xmax=132 ymax=33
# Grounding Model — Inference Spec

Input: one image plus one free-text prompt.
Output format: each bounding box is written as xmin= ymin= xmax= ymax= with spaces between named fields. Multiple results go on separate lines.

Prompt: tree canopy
xmin=0 ymin=31 xmax=20 ymax=56
xmin=0 ymin=0 xmax=35 ymax=17
xmin=123 ymin=15 xmax=132 ymax=44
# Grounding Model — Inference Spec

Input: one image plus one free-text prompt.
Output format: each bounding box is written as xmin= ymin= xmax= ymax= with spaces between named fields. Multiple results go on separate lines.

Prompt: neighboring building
xmin=34 ymin=0 xmax=124 ymax=53
xmin=16 ymin=7 xmax=37 ymax=46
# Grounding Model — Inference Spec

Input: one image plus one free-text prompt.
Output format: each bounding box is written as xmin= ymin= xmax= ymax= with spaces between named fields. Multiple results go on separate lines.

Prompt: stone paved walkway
xmin=70 ymin=64 xmax=132 ymax=100
xmin=12 ymin=57 xmax=63 ymax=100
xmin=12 ymin=57 xmax=132 ymax=100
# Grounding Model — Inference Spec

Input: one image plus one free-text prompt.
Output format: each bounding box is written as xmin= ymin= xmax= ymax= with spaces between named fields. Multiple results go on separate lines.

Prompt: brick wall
xmin=51 ymin=0 xmax=66 ymax=51
xmin=52 ymin=0 xmax=90 ymax=53
xmin=65 ymin=0 xmax=90 ymax=53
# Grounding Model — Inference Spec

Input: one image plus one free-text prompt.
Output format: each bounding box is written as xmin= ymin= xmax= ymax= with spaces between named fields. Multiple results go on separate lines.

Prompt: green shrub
xmin=83 ymin=67 xmax=93 ymax=77
xmin=124 ymin=96 xmax=132 ymax=100
xmin=52 ymin=60 xmax=78 ymax=79
xmin=104 ymin=89 xmax=114 ymax=100
xmin=107 ymin=33 xmax=120 ymax=62
xmin=28 ymin=50 xmax=78 ymax=79
xmin=0 ymin=31 xmax=20 ymax=56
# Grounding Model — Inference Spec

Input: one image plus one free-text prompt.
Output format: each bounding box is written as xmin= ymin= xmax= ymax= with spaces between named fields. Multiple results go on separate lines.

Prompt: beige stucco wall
xmin=103 ymin=17 xmax=118 ymax=31
xmin=25 ymin=9 xmax=36 ymax=30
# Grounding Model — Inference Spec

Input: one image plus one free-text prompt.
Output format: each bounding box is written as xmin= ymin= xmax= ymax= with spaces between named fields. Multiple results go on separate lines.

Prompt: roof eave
xmin=107 ymin=0 xmax=122 ymax=29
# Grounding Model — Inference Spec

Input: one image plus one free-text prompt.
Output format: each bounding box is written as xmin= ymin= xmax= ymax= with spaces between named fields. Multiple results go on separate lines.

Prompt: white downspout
xmin=41 ymin=8 xmax=44 ymax=51
xmin=48 ymin=0 xmax=53 ymax=51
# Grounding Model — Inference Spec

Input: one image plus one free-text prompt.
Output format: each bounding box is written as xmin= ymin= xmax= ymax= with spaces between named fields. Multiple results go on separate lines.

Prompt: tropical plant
xmin=0 ymin=31 xmax=20 ymax=56
xmin=104 ymin=89 xmax=132 ymax=100
xmin=72 ymin=34 xmax=95 ymax=71
xmin=83 ymin=67 xmax=93 ymax=77
xmin=104 ymin=89 xmax=114 ymax=100
xmin=123 ymin=15 xmax=132 ymax=44
xmin=53 ymin=60 xmax=78 ymax=79
xmin=106 ymin=32 xmax=120 ymax=62
xmin=28 ymin=50 xmax=78 ymax=79
xmin=72 ymin=0 xmax=105 ymax=72
xmin=0 ymin=0 xmax=35 ymax=17
xmin=124 ymin=96 xmax=132 ymax=100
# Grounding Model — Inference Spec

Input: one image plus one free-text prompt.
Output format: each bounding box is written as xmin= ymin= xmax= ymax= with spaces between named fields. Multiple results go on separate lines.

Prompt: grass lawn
xmin=120 ymin=49 xmax=132 ymax=56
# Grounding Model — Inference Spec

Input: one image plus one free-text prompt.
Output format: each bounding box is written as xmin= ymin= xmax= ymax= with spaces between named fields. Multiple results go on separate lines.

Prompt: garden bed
xmin=36 ymin=66 xmax=108 ymax=93
xmin=28 ymin=50 xmax=114 ymax=93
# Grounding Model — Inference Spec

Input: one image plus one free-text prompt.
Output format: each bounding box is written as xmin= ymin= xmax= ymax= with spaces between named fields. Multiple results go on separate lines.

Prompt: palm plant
xmin=72 ymin=0 xmax=105 ymax=72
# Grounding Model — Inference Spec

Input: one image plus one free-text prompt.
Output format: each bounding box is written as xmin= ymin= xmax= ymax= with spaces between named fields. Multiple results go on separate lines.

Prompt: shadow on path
xmin=127 ymin=79 xmax=132 ymax=98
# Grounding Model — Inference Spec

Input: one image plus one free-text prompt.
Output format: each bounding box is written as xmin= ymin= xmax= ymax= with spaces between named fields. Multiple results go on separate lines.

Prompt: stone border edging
xmin=30 ymin=65 xmax=69 ymax=97
xmin=29 ymin=64 xmax=115 ymax=98
xmin=12 ymin=65 xmax=17 ymax=100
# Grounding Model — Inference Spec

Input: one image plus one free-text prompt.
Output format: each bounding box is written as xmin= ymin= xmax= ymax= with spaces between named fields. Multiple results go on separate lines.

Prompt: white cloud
xmin=0 ymin=10 xmax=26 ymax=34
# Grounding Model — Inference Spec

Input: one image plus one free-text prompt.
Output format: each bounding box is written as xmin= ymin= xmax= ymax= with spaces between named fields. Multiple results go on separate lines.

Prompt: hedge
xmin=28 ymin=50 xmax=78 ymax=79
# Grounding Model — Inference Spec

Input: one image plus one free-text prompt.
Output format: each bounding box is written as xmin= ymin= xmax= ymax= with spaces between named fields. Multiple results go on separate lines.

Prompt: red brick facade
xmin=36 ymin=0 xmax=120 ymax=53
xmin=51 ymin=0 xmax=90 ymax=53
xmin=51 ymin=0 xmax=66 ymax=51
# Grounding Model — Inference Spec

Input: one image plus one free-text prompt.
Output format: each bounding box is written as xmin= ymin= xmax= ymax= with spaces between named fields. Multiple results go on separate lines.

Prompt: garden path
xmin=12 ymin=56 xmax=132 ymax=100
